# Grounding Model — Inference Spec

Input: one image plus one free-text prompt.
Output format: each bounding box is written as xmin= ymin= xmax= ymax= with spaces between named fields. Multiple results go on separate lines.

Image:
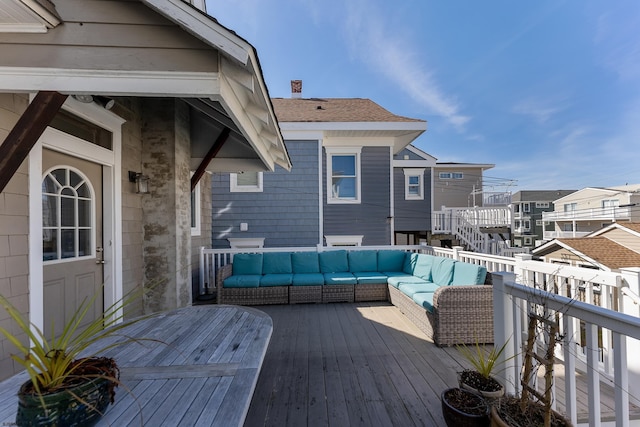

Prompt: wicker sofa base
xmin=354 ymin=283 xmax=389 ymax=302
xmin=388 ymin=284 xmax=493 ymax=347
xmin=289 ymin=286 xmax=323 ymax=304
xmin=322 ymin=284 xmax=355 ymax=303
xmin=219 ymin=286 xmax=289 ymax=306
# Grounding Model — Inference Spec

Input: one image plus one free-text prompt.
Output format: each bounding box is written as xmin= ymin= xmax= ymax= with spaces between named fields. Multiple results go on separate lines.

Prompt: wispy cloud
xmin=512 ymin=97 xmax=568 ymax=124
xmin=594 ymin=6 xmax=640 ymax=81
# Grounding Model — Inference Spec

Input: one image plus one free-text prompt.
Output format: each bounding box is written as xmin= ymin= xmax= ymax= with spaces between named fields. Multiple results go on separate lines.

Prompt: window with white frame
xmin=326 ymin=147 xmax=361 ymax=203
xmin=523 ymin=203 xmax=530 ymax=213
xmin=523 ymin=219 xmax=531 ymax=230
xmin=403 ymin=168 xmax=425 ymax=200
xmin=452 ymin=172 xmax=464 ymax=179
xmin=535 ymin=201 xmax=550 ymax=208
xmin=324 ymin=235 xmax=363 ymax=246
xmin=439 ymin=172 xmax=452 ymax=179
xmin=536 ymin=220 xmax=543 ymax=226
xmin=564 ymin=203 xmax=577 ymax=212
xmin=230 ymin=171 xmax=263 ymax=192
xmin=191 ymin=176 xmax=201 ymax=236
xmin=439 ymin=171 xmax=464 ymax=179
xmin=524 ymin=236 xmax=533 ymax=245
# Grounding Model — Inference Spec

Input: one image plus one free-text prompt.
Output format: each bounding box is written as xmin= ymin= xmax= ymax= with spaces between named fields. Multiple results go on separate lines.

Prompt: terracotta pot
xmin=441 ymin=387 xmax=490 ymax=427
xmin=490 ymin=399 xmax=574 ymax=427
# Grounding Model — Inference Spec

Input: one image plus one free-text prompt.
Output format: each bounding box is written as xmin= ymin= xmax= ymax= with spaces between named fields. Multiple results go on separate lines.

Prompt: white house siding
xmin=211 ymin=140 xmax=320 ymax=248
xmin=0 ymin=0 xmax=219 ymax=73
xmin=322 ymin=146 xmax=391 ymax=245
xmin=0 ymin=93 xmax=30 ymax=378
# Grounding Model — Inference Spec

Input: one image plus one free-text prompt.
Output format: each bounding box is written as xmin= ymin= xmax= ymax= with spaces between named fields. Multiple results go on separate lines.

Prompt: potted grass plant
xmin=457 ymin=339 xmax=511 ymax=399
xmin=0 ymin=287 xmax=157 ymax=426
xmin=441 ymin=387 xmax=490 ymax=427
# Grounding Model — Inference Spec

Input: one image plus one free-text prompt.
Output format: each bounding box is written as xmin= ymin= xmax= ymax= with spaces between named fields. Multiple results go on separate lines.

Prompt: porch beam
xmin=191 ymin=127 xmax=230 ymax=191
xmin=0 ymin=91 xmax=68 ymax=193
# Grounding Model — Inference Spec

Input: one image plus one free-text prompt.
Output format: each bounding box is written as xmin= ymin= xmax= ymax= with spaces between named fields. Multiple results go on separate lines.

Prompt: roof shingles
xmin=557 ymin=237 xmax=640 ymax=270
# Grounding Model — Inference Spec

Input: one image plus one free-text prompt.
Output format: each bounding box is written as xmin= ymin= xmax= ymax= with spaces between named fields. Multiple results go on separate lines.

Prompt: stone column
xmin=141 ymin=98 xmax=192 ymax=312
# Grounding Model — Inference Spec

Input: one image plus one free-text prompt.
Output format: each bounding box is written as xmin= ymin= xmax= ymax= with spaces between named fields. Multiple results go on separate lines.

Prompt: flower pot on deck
xmin=441 ymin=387 xmax=490 ymax=427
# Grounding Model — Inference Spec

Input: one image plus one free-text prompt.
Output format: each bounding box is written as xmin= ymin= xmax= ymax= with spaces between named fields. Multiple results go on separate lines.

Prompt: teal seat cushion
xmin=292 ymin=273 xmax=325 ymax=286
xmin=348 ymin=251 xmax=378 ymax=272
xmin=451 ymin=263 xmax=487 ymax=286
xmin=323 ymin=272 xmax=357 ymax=285
xmin=386 ymin=275 xmax=429 ymax=288
xmin=232 ymin=253 xmax=263 ymax=276
xmin=223 ymin=275 xmax=261 ymax=288
xmin=377 ymin=250 xmax=406 ymax=272
xmin=398 ymin=282 xmax=440 ymax=297
xmin=412 ymin=292 xmax=435 ymax=313
xmin=319 ymin=250 xmax=349 ymax=273
xmin=260 ymin=274 xmax=293 ymax=287
xmin=292 ymin=252 xmax=320 ymax=273
xmin=431 ymin=257 xmax=456 ymax=286
xmin=263 ymin=252 xmax=293 ymax=274
xmin=353 ymin=272 xmax=388 ymax=285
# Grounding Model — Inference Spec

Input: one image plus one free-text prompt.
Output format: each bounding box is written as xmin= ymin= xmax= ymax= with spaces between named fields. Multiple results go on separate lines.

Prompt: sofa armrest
xmin=217 ymin=264 xmax=233 ymax=302
xmin=432 ymin=285 xmax=493 ymax=310
xmin=432 ymin=285 xmax=494 ymax=345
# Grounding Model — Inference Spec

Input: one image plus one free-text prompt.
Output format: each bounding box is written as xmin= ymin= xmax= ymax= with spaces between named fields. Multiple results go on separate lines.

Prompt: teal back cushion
xmin=451 ymin=263 xmax=487 ymax=286
xmin=291 ymin=252 xmax=320 ymax=273
xmin=232 ymin=253 xmax=263 ymax=275
xmin=263 ymin=252 xmax=293 ymax=274
xmin=319 ymin=250 xmax=349 ymax=273
xmin=348 ymin=251 xmax=377 ymax=272
xmin=377 ymin=250 xmax=406 ymax=272
xmin=431 ymin=257 xmax=455 ymax=286
xmin=412 ymin=254 xmax=434 ymax=281
xmin=402 ymin=253 xmax=420 ymax=275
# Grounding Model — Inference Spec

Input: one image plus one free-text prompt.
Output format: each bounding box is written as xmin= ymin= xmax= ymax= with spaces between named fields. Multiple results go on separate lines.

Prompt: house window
xmin=452 ymin=172 xmax=464 ymax=179
xmin=230 ymin=171 xmax=263 ymax=192
xmin=514 ymin=220 xmax=521 ymax=228
xmin=523 ymin=203 xmax=530 ymax=213
xmin=42 ymin=167 xmax=94 ymax=262
xmin=536 ymin=220 xmax=543 ymax=226
xmin=523 ymin=220 xmax=531 ymax=230
xmin=514 ymin=204 xmax=520 ymax=213
xmin=563 ymin=223 xmax=574 ymax=232
xmin=191 ymin=176 xmax=201 ymax=237
xmin=564 ymin=203 xmax=577 ymax=212
xmin=403 ymin=168 xmax=425 ymax=200
xmin=324 ymin=235 xmax=363 ymax=247
xmin=439 ymin=172 xmax=452 ymax=179
xmin=326 ymin=147 xmax=361 ymax=204
xmin=439 ymin=172 xmax=463 ymax=179
xmin=535 ymin=202 xmax=550 ymax=208
xmin=523 ymin=237 xmax=533 ymax=246
xmin=602 ymin=199 xmax=619 ymax=215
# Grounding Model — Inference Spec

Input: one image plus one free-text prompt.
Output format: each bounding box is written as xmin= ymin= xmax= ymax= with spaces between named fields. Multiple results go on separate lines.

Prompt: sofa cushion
xmin=451 ymin=263 xmax=487 ymax=286
xmin=377 ymin=250 xmax=406 ymax=272
xmin=263 ymin=252 xmax=292 ymax=274
xmin=386 ymin=274 xmax=430 ymax=288
xmin=323 ymin=272 xmax=357 ymax=285
xmin=348 ymin=251 xmax=377 ymax=272
xmin=232 ymin=253 xmax=263 ymax=276
xmin=398 ymin=282 xmax=440 ymax=297
xmin=292 ymin=252 xmax=320 ymax=273
xmin=431 ymin=257 xmax=456 ymax=286
xmin=402 ymin=253 xmax=434 ymax=281
xmin=292 ymin=273 xmax=325 ymax=286
xmin=412 ymin=292 xmax=435 ymax=312
xmin=319 ymin=250 xmax=349 ymax=273
xmin=260 ymin=274 xmax=293 ymax=287
xmin=223 ymin=275 xmax=261 ymax=288
xmin=353 ymin=272 xmax=388 ymax=285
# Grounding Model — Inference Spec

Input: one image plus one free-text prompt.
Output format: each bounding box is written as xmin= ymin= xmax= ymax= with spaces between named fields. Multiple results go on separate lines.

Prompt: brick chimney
xmin=291 ymin=80 xmax=302 ymax=98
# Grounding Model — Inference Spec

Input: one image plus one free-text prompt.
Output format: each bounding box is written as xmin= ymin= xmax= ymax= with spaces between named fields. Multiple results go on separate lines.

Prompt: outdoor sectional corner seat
xmin=216 ymin=250 xmax=492 ymax=346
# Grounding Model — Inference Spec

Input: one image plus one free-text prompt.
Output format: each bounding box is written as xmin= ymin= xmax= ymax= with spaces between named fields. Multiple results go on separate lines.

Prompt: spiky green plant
xmin=457 ymin=339 xmax=511 ymax=379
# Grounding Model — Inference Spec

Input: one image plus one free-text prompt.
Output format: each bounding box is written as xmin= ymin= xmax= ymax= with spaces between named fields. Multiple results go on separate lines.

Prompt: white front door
xmin=42 ymin=149 xmax=104 ymax=337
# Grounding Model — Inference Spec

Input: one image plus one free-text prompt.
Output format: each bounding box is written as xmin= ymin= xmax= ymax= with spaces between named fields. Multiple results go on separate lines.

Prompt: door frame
xmin=28 ymin=96 xmax=125 ymax=333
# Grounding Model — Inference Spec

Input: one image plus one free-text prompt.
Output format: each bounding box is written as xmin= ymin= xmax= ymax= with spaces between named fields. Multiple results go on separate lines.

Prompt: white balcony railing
xmin=543 ymin=230 xmax=591 ymax=240
xmin=542 ymin=206 xmax=632 ymax=222
xmin=433 ymin=206 xmax=512 ymax=232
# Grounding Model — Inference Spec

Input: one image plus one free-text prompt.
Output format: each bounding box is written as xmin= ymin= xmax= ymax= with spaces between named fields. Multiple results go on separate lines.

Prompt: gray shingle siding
xmin=211 ymin=140 xmax=320 ymax=248
xmin=323 ymin=146 xmax=391 ymax=245
xmin=394 ymin=148 xmax=423 ymax=161
xmin=393 ymin=168 xmax=431 ymax=231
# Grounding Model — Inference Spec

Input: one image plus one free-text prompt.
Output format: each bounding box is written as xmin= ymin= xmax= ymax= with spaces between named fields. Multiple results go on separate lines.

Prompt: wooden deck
xmin=244 ymin=302 xmax=640 ymax=427
xmin=0 ymin=305 xmax=272 ymax=427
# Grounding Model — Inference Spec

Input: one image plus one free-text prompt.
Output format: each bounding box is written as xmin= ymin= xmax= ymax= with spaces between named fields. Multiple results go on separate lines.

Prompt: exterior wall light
xmin=129 ymin=171 xmax=149 ymax=194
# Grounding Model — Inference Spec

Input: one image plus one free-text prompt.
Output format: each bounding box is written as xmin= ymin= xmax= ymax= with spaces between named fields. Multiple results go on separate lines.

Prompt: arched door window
xmin=42 ymin=167 xmax=94 ymax=262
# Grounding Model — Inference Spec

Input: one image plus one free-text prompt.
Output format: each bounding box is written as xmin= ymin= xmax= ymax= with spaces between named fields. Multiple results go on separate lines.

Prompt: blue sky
xmin=206 ymin=0 xmax=640 ymax=192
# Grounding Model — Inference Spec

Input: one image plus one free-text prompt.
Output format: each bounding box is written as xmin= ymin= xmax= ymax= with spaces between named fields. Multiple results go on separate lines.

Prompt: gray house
xmin=511 ymin=190 xmax=575 ymax=248
xmin=211 ymin=84 xmax=428 ymax=248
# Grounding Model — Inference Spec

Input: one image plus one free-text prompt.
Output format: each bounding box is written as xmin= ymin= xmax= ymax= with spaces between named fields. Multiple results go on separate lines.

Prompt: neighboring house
xmin=542 ymin=184 xmax=640 ymax=240
xmin=532 ymin=222 xmax=640 ymax=271
xmin=211 ymin=83 xmax=428 ymax=248
xmin=432 ymin=162 xmax=495 ymax=209
xmin=511 ymin=190 xmax=576 ymax=249
xmin=0 ymin=0 xmax=291 ymax=379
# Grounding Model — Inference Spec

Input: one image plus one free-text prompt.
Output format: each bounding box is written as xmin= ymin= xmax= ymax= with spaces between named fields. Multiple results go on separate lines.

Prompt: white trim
xmin=403 ymin=168 xmax=425 ymax=200
xmin=279 ymin=121 xmax=426 ymax=132
xmin=230 ymin=171 xmax=263 ymax=192
xmin=280 ymin=130 xmax=325 ymax=140
xmin=324 ymin=235 xmax=363 ymax=247
xmin=191 ymin=176 xmax=201 ymax=236
xmin=393 ymin=159 xmax=434 ymax=168
xmin=389 ymin=147 xmax=394 ymax=244
xmin=0 ymin=23 xmax=47 ymax=32
xmin=28 ymin=140 xmax=44 ymax=336
xmin=325 ymin=147 xmax=362 ymax=204
xmin=323 ymin=137 xmax=395 ymax=148
xmin=318 ymin=139 xmax=324 ymax=245
xmin=228 ymin=237 xmax=265 ymax=249
xmin=0 ymin=67 xmax=220 ymax=97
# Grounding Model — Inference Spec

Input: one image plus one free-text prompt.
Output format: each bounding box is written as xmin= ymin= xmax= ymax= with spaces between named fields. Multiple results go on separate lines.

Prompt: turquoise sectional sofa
xmin=217 ymin=249 xmax=493 ymax=346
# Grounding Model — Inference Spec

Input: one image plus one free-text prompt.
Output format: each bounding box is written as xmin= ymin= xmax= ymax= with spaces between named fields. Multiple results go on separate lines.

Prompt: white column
xmin=620 ymin=267 xmax=640 ymax=409
xmin=493 ymin=272 xmax=517 ymax=395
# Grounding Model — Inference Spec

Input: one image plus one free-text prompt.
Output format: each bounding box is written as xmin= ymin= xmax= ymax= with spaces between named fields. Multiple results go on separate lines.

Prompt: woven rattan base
xmin=354 ymin=283 xmax=389 ymax=302
xmin=322 ymin=284 xmax=355 ymax=303
xmin=220 ymin=286 xmax=288 ymax=305
xmin=289 ymin=286 xmax=322 ymax=304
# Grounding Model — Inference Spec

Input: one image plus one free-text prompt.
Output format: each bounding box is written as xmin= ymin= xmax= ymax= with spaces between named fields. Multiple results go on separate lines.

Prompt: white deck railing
xmin=542 ymin=206 xmax=633 ymax=222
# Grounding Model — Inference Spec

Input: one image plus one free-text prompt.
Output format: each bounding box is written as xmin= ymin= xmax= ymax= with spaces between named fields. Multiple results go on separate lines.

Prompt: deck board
xmin=244 ymin=302 xmax=640 ymax=427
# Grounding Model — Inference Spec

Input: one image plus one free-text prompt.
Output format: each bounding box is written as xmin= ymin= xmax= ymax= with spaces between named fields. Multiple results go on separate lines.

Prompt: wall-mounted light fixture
xmin=129 ymin=171 xmax=149 ymax=194
xmin=94 ymin=96 xmax=115 ymax=110
xmin=73 ymin=94 xmax=94 ymax=103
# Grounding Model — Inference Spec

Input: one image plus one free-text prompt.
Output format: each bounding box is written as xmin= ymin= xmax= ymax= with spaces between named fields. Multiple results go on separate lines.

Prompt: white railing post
xmin=452 ymin=246 xmax=462 ymax=261
xmin=514 ymin=253 xmax=533 ymax=285
xmin=493 ymin=272 xmax=517 ymax=395
xmin=199 ymin=246 xmax=205 ymax=296
xmin=620 ymin=267 xmax=640 ymax=410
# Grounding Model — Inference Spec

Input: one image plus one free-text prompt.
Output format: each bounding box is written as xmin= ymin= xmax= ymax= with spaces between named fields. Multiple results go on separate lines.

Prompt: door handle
xmin=96 ymin=247 xmax=105 ymax=264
